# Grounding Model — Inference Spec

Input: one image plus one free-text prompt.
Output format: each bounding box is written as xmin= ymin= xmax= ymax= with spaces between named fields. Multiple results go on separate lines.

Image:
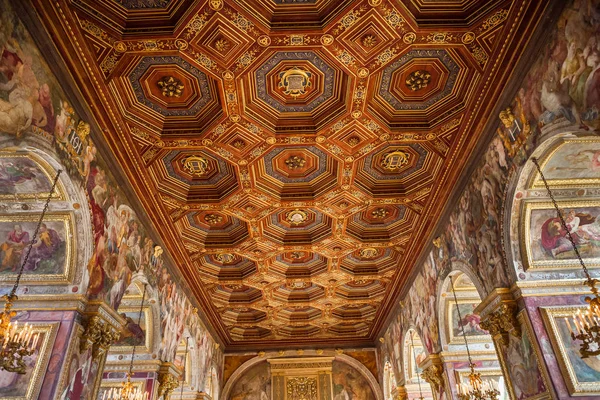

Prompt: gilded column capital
xmin=80 ymin=315 xmax=120 ymax=359
xmin=477 ymin=290 xmax=521 ymax=347
xmin=420 ymin=353 xmax=445 ymax=395
xmin=158 ymin=362 xmax=181 ymax=399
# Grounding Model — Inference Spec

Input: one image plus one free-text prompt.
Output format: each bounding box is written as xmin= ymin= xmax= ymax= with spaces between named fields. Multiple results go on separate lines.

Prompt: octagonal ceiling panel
xmin=252 ymin=145 xmax=340 ymax=200
xmin=56 ymin=0 xmax=545 ymax=349
xmin=153 ymin=149 xmax=239 ymax=203
xmin=243 ymin=50 xmax=350 ymax=133
xmin=110 ymin=55 xmax=222 ymax=135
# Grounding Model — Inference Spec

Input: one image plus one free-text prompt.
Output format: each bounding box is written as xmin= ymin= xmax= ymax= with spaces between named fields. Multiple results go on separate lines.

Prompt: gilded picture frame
xmin=0 ymin=212 xmax=75 ymax=284
xmin=0 ymin=323 xmax=59 ymax=400
xmin=494 ymin=311 xmax=553 ymax=400
xmin=540 ymin=306 xmax=600 ymax=396
xmin=445 ymin=298 xmax=490 ymax=345
xmin=110 ymin=306 xmax=153 ymax=354
xmin=0 ymin=151 xmax=65 ymax=201
xmin=521 ymin=200 xmax=600 ymax=270
xmin=530 ymin=137 xmax=600 ymax=189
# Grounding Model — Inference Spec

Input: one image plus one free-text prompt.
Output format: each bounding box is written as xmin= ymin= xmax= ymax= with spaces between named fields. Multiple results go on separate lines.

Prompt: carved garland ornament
xmin=479 ymin=303 xmax=521 ymax=346
xmin=80 ymin=316 xmax=120 ymax=359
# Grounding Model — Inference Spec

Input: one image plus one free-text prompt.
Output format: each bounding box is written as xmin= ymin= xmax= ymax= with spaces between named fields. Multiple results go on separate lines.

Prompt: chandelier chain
xmin=9 ymin=170 xmax=62 ymax=299
xmin=531 ymin=158 xmax=591 ymax=281
xmin=451 ymin=275 xmax=474 ymax=366
xmin=128 ymin=283 xmax=147 ymax=377
xmin=409 ymin=332 xmax=425 ymax=400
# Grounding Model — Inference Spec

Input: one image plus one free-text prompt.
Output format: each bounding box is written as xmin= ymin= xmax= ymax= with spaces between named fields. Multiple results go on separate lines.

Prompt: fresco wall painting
xmin=112 ymin=306 xmax=152 ymax=352
xmin=494 ymin=312 xmax=552 ymax=400
xmin=0 ymin=152 xmax=63 ymax=200
xmin=541 ymin=306 xmax=600 ymax=396
xmin=0 ymin=214 xmax=73 ymax=284
xmin=522 ymin=202 xmax=600 ymax=270
xmin=534 ymin=138 xmax=600 ymax=187
xmin=445 ymin=300 xmax=489 ymax=345
xmin=332 ymin=360 xmax=376 ymax=400
xmin=228 ymin=361 xmax=270 ymax=400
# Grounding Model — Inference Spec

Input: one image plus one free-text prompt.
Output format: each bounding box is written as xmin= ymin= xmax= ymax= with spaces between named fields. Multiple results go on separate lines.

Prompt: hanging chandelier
xmin=532 ymin=157 xmax=600 ymax=358
xmin=451 ymin=276 xmax=500 ymax=400
xmin=0 ymin=170 xmax=62 ymax=374
xmin=409 ymin=332 xmax=425 ymax=400
xmin=102 ymin=284 xmax=149 ymax=400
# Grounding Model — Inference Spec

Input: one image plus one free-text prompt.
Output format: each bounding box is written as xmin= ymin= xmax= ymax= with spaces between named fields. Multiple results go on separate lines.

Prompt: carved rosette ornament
xmin=479 ymin=303 xmax=521 ymax=346
xmin=421 ymin=363 xmax=445 ymax=395
xmin=158 ymin=371 xmax=180 ymax=398
xmin=80 ymin=316 xmax=120 ymax=359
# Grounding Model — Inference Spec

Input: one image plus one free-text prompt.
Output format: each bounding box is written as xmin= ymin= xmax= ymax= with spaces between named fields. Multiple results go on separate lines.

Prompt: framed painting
xmin=0 ymin=323 xmax=58 ymax=400
xmin=0 ymin=151 xmax=64 ymax=201
xmin=531 ymin=138 xmax=600 ymax=189
xmin=541 ymin=306 xmax=600 ymax=396
xmin=455 ymin=369 xmax=509 ymax=400
xmin=173 ymin=347 xmax=192 ymax=386
xmin=0 ymin=213 xmax=74 ymax=284
xmin=111 ymin=306 xmax=153 ymax=353
xmin=446 ymin=299 xmax=490 ymax=344
xmin=406 ymin=343 xmax=426 ymax=383
xmin=521 ymin=201 xmax=600 ymax=270
xmin=495 ymin=311 xmax=553 ymax=400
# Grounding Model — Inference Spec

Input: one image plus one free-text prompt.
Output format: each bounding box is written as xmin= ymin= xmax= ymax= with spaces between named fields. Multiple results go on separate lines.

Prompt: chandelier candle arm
xmin=532 ymin=157 xmax=600 ymax=358
xmin=0 ymin=170 xmax=61 ymax=374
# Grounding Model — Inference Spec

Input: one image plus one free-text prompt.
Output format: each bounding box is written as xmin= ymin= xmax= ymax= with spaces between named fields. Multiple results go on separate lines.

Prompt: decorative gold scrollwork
xmin=479 ymin=303 xmax=521 ymax=346
xmin=158 ymin=371 xmax=180 ymax=398
xmin=421 ymin=363 xmax=445 ymax=394
xmin=80 ymin=316 xmax=120 ymax=360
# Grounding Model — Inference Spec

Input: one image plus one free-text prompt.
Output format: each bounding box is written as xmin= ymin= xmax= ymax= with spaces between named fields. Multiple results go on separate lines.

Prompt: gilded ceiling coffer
xmin=157 ymin=75 xmax=184 ymax=97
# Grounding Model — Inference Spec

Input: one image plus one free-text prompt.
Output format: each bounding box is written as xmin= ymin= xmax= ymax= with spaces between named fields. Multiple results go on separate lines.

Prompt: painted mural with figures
xmin=378 ymin=0 xmax=600 ymax=397
xmin=229 ymin=361 xmax=271 ymax=400
xmin=332 ymin=361 xmax=375 ymax=400
xmin=0 ymin=0 xmax=223 ymax=397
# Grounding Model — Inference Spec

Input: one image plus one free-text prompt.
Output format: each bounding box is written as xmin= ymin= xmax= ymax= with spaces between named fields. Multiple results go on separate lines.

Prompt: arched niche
xmin=402 ymin=328 xmax=433 ymax=400
xmin=221 ymin=351 xmax=384 ymax=400
xmin=506 ymin=132 xmax=600 ymax=282
xmin=437 ymin=271 xmax=509 ymax=399
xmin=383 ymin=360 xmax=397 ymax=400
xmin=0 ymin=138 xmax=92 ymax=290
xmin=108 ymin=279 xmax=159 ymax=356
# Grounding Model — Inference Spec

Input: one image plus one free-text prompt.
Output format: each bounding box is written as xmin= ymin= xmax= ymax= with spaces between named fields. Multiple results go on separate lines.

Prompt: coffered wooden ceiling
xmin=31 ymin=0 xmax=547 ymax=349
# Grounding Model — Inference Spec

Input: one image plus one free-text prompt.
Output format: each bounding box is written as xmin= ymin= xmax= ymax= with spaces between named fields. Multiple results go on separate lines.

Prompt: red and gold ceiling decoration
xmin=35 ymin=0 xmax=547 ymax=348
